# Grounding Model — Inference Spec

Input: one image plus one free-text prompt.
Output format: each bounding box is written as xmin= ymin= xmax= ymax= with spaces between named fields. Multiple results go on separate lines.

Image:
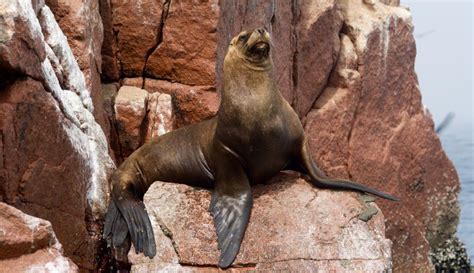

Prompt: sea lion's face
xmin=228 ymin=28 xmax=272 ymax=67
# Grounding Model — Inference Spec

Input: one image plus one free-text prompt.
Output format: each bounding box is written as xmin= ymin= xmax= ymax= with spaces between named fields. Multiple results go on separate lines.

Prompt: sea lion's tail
xmin=311 ymin=177 xmax=400 ymax=201
xmin=299 ymin=141 xmax=400 ymax=202
xmin=103 ymin=198 xmax=156 ymax=261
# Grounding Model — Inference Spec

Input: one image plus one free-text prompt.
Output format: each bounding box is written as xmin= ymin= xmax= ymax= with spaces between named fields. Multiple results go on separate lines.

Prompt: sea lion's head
xmin=225 ymin=28 xmax=272 ymax=71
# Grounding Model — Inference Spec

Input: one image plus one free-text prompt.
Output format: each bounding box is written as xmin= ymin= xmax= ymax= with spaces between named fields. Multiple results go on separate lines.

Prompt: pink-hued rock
xmin=145 ymin=0 xmax=219 ymax=86
xmin=99 ymin=0 xmax=120 ymax=81
xmin=145 ymin=92 xmax=175 ymax=142
xmin=144 ymin=78 xmax=219 ymax=127
xmin=122 ymin=77 xmax=144 ymax=88
xmin=0 ymin=1 xmax=114 ymax=270
xmin=0 ymin=203 xmax=78 ymax=272
xmin=109 ymin=0 xmax=166 ymax=77
xmin=114 ymin=86 xmax=149 ymax=157
xmin=129 ymin=175 xmax=392 ymax=271
xmin=44 ymin=0 xmax=108 ymax=132
xmin=305 ymin=2 xmax=459 ymax=272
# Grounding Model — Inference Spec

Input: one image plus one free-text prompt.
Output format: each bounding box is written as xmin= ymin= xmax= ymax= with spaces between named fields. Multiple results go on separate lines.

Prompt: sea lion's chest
xmin=217 ymin=105 xmax=298 ymax=182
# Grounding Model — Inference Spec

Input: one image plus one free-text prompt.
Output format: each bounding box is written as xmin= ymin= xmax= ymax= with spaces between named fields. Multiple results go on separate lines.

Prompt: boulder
xmin=144 ymin=0 xmax=219 ymax=86
xmin=44 ymin=0 xmax=109 ymax=134
xmin=0 ymin=1 xmax=115 ymax=269
xmin=145 ymin=92 xmax=175 ymax=142
xmin=144 ymin=78 xmax=219 ymax=128
xmin=129 ymin=175 xmax=392 ymax=271
xmin=114 ymin=86 xmax=149 ymax=157
xmin=305 ymin=2 xmax=459 ymax=271
xmin=105 ymin=0 xmax=166 ymax=77
xmin=0 ymin=202 xmax=78 ymax=272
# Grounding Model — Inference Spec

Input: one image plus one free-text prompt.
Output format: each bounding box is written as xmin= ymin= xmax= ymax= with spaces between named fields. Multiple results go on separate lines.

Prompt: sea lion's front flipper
xmin=297 ymin=140 xmax=400 ymax=201
xmin=209 ymin=149 xmax=252 ymax=268
xmin=103 ymin=200 xmax=131 ymax=262
xmin=104 ymin=196 xmax=156 ymax=261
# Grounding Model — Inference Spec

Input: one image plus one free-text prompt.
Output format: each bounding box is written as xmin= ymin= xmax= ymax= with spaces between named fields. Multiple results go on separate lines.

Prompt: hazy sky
xmin=401 ymin=0 xmax=473 ymax=130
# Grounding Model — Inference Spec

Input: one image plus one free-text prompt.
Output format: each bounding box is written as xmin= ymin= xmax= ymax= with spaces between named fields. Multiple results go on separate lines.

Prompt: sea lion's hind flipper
xmin=113 ymin=198 xmax=157 ymax=259
xmin=297 ymin=141 xmax=400 ymax=201
xmin=103 ymin=200 xmax=132 ymax=261
xmin=209 ymin=188 xmax=252 ymax=268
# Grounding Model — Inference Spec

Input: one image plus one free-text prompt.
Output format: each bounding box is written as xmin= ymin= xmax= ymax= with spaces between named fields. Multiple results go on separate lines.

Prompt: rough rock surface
xmin=305 ymin=2 xmax=459 ymax=271
xmin=145 ymin=92 xmax=175 ymax=142
xmin=129 ymin=175 xmax=392 ymax=272
xmin=0 ymin=202 xmax=78 ymax=272
xmin=144 ymin=0 xmax=219 ymax=86
xmin=111 ymin=84 xmax=175 ymax=160
xmin=103 ymin=0 xmax=165 ymax=78
xmin=0 ymin=0 xmax=114 ymax=269
xmin=144 ymin=79 xmax=219 ymax=128
xmin=114 ymin=86 xmax=148 ymax=157
xmin=44 ymin=0 xmax=109 ymax=133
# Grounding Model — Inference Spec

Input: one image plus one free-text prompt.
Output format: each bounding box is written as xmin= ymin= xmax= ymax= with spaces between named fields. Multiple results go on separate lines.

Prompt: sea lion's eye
xmin=239 ymin=34 xmax=249 ymax=42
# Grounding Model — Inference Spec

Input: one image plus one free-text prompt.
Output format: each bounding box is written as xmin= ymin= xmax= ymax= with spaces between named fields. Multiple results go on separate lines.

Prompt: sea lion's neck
xmin=221 ymin=60 xmax=279 ymax=107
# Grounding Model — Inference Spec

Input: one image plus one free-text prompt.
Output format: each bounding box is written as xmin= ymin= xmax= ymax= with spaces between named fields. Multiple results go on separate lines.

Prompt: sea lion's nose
xmin=256 ymin=28 xmax=266 ymax=35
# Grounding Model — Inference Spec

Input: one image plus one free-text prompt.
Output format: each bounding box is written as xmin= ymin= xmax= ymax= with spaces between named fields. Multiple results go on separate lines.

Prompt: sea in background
xmin=403 ymin=0 xmax=473 ymax=262
xmin=439 ymin=123 xmax=473 ymax=261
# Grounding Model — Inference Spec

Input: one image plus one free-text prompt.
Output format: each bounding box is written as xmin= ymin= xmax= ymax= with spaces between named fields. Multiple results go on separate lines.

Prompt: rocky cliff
xmin=0 ymin=0 xmax=462 ymax=272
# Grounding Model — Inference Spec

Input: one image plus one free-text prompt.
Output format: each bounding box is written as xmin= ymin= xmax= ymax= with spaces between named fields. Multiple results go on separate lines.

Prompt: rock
xmin=114 ymin=86 xmax=149 ymax=157
xmin=430 ymin=235 xmax=471 ymax=272
xmin=305 ymin=2 xmax=459 ymax=272
xmin=44 ymin=0 xmax=109 ymax=136
xmin=129 ymin=175 xmax=392 ymax=271
xmin=0 ymin=0 xmax=46 ymax=83
xmin=101 ymin=83 xmax=121 ymax=162
xmin=144 ymin=0 xmax=219 ymax=86
xmin=0 ymin=203 xmax=78 ymax=272
xmin=144 ymin=78 xmax=219 ymax=127
xmin=107 ymin=0 xmax=166 ymax=77
xmin=145 ymin=92 xmax=175 ymax=142
xmin=122 ymin=77 xmax=144 ymax=88
xmin=0 ymin=1 xmax=115 ymax=269
xmin=99 ymin=0 xmax=120 ymax=81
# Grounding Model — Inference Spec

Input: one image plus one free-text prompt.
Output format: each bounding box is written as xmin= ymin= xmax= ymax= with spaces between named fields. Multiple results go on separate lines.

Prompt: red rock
xmin=109 ymin=0 xmax=166 ymax=77
xmin=99 ymin=0 xmax=120 ymax=81
xmin=44 ymin=0 xmax=110 ymax=139
xmin=305 ymin=2 xmax=459 ymax=271
xmin=145 ymin=92 xmax=175 ymax=142
xmin=122 ymin=77 xmax=144 ymax=88
xmin=0 ymin=78 xmax=106 ymax=270
xmin=114 ymin=86 xmax=149 ymax=157
xmin=0 ymin=203 xmax=78 ymax=272
xmin=129 ymin=175 xmax=392 ymax=271
xmin=145 ymin=0 xmax=218 ymax=86
xmin=0 ymin=0 xmax=46 ymax=83
xmin=0 ymin=1 xmax=115 ymax=269
xmin=144 ymin=78 xmax=219 ymax=127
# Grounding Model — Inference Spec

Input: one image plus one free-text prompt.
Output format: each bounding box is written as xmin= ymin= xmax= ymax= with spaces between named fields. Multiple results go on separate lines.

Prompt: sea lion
xmin=103 ymin=28 xmax=399 ymax=268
